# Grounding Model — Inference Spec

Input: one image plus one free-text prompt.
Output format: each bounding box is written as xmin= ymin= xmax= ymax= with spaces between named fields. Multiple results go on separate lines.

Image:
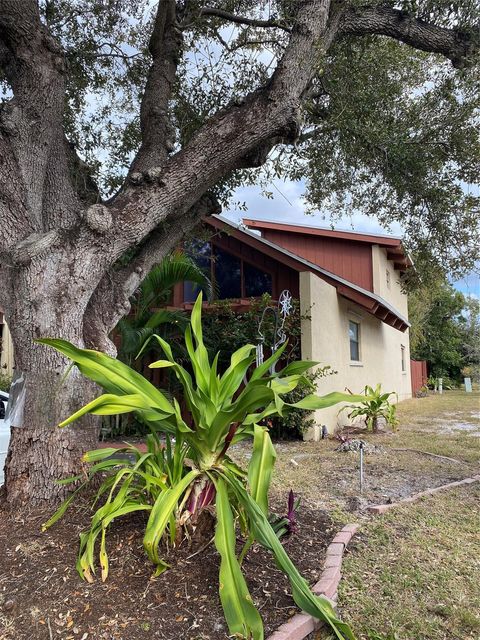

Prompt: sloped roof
xmin=207 ymin=215 xmax=410 ymax=332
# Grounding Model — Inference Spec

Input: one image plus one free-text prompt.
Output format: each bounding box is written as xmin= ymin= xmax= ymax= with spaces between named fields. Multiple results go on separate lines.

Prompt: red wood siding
xmin=410 ymin=360 xmax=428 ymax=395
xmin=260 ymin=229 xmax=374 ymax=292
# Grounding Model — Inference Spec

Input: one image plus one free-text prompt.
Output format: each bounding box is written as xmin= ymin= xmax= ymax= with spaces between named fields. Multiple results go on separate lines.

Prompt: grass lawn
xmin=393 ymin=390 xmax=480 ymax=464
xmin=334 ymin=483 xmax=480 ymax=640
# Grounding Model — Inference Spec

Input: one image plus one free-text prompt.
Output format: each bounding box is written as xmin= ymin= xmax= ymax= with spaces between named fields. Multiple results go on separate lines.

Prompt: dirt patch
xmin=0 ymin=494 xmax=334 ymax=640
xmin=231 ymin=437 xmax=478 ymax=514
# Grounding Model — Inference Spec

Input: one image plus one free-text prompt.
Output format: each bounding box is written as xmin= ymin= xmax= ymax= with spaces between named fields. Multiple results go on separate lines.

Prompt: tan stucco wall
xmin=372 ymin=245 xmax=408 ymax=316
xmin=0 ymin=320 xmax=14 ymax=377
xmin=300 ymin=271 xmax=411 ymax=438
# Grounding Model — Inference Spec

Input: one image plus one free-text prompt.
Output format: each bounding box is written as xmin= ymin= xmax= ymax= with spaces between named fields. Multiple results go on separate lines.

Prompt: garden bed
xmin=0 ymin=494 xmax=335 ymax=640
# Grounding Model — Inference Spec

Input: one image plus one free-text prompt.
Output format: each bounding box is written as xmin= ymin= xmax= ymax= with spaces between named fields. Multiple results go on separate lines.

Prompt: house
xmin=172 ymin=215 xmax=413 ymax=438
xmin=0 ymin=215 xmax=414 ymax=438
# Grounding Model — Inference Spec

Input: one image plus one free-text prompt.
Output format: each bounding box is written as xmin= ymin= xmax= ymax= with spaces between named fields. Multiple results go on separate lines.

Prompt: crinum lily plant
xmin=40 ymin=293 xmax=360 ymax=640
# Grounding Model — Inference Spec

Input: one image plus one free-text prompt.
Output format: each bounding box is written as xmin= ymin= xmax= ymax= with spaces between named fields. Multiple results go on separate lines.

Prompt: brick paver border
xmin=368 ymin=474 xmax=480 ymax=514
xmin=267 ymin=523 xmax=360 ymax=640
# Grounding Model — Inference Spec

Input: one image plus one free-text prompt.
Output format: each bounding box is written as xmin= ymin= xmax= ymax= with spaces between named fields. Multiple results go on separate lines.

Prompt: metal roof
xmin=243 ymin=217 xmax=404 ymax=243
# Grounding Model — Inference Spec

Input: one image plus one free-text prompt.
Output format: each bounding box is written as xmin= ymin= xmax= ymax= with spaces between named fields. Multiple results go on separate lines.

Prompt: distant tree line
xmin=409 ymin=279 xmax=480 ymax=384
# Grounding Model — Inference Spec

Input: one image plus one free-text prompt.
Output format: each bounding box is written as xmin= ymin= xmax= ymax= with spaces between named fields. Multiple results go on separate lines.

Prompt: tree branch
xmin=0 ymin=0 xmax=81 ymax=232
xmin=83 ymin=193 xmax=220 ymax=352
xmin=130 ymin=0 xmax=182 ymax=174
xmin=109 ymin=0 xmax=334 ymax=258
xmin=197 ymin=7 xmax=292 ymax=32
xmin=87 ymin=0 xmax=478 ymax=320
xmin=340 ymin=5 xmax=479 ymax=69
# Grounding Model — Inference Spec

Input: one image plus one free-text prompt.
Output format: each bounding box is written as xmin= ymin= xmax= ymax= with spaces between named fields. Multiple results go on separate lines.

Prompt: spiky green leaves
xmin=214 ymin=477 xmax=264 ymax=640
xmin=40 ymin=293 xmax=362 ymax=639
xmin=223 ymin=471 xmax=356 ymax=640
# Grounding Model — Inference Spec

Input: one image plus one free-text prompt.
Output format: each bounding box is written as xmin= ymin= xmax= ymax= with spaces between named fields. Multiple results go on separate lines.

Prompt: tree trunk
xmin=4 ymin=372 xmax=98 ymax=506
xmin=3 ymin=264 xmax=101 ymax=506
xmin=0 ymin=0 xmax=475 ymax=508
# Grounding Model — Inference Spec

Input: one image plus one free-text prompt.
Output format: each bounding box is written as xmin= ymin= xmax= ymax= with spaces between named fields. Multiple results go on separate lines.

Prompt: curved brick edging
xmin=267 ymin=523 xmax=360 ymax=640
xmin=368 ymin=474 xmax=480 ymax=515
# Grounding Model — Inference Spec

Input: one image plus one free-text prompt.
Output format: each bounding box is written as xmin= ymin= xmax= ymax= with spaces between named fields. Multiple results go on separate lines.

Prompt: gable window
xmin=349 ymin=320 xmax=360 ymax=361
xmin=184 ymin=240 xmax=212 ymax=302
xmin=214 ymin=247 xmax=242 ymax=299
xmin=184 ymin=240 xmax=273 ymax=301
xmin=244 ymin=262 xmax=272 ymax=297
xmin=401 ymin=345 xmax=406 ymax=372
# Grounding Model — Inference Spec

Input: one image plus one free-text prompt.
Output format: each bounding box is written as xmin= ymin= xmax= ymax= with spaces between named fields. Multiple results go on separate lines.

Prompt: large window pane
xmin=214 ymin=247 xmax=241 ymax=299
xmin=184 ymin=281 xmax=202 ymax=303
xmin=184 ymin=240 xmax=211 ymax=302
xmin=244 ymin=262 xmax=272 ymax=297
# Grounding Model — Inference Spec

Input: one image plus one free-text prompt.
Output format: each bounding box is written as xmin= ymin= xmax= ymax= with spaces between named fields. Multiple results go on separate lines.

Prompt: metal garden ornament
xmin=255 ymin=290 xmax=293 ymax=371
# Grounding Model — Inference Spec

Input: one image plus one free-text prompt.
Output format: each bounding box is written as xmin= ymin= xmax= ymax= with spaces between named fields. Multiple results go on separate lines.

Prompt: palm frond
xmin=137 ymin=252 xmax=211 ymax=318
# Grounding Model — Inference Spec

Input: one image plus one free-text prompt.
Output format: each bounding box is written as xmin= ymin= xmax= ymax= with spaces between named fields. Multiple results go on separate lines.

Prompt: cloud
xmin=226 ymin=179 xmax=403 ymax=236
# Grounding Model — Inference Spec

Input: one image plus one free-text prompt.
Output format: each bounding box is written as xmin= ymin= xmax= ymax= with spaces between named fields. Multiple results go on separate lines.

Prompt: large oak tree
xmin=0 ymin=0 xmax=478 ymax=505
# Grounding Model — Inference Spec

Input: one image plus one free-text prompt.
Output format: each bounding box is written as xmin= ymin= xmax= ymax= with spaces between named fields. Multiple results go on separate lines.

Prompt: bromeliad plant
xmin=269 ymin=489 xmax=300 ymax=539
xmin=40 ymin=293 xmax=362 ymax=640
xmin=341 ymin=384 xmax=399 ymax=432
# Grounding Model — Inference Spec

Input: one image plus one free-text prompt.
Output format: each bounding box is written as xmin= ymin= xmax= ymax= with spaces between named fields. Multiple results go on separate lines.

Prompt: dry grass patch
xmin=231 ymin=391 xmax=480 ymax=513
xmin=392 ymin=390 xmax=480 ymax=463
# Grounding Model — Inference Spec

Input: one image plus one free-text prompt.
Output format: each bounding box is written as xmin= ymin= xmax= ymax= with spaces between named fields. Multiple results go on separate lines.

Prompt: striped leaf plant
xmin=39 ymin=292 xmax=362 ymax=640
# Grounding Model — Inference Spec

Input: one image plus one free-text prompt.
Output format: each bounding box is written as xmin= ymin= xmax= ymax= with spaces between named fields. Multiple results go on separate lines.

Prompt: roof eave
xmin=207 ymin=215 xmax=410 ymax=332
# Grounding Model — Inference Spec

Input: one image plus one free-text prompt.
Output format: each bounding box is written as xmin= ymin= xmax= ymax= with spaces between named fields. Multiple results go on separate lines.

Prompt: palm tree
xmin=103 ymin=252 xmax=211 ymax=439
xmin=116 ymin=251 xmax=211 ymax=366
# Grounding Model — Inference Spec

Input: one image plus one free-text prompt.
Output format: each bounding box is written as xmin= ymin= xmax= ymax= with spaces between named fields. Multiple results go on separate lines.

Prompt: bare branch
xmin=340 ymin=5 xmax=479 ymax=68
xmin=130 ymin=0 xmax=182 ymax=173
xmin=212 ymin=27 xmax=283 ymax=53
xmin=9 ymin=230 xmax=61 ymax=265
xmin=197 ymin=7 xmax=291 ymax=32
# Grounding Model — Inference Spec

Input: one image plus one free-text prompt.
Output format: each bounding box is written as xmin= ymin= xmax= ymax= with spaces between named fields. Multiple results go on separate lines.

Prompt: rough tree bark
xmin=0 ymin=0 xmax=476 ymax=506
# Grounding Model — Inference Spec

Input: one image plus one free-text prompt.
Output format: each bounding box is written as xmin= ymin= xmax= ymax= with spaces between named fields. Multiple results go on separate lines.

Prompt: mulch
xmin=0 ymin=493 xmax=335 ymax=640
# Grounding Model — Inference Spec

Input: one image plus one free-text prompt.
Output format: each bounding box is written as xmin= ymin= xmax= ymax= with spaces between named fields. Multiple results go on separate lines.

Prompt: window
xmin=401 ymin=345 xmax=406 ymax=372
xmin=184 ymin=240 xmax=273 ymax=302
xmin=214 ymin=247 xmax=242 ymax=299
xmin=244 ymin=262 xmax=272 ymax=297
xmin=386 ymin=269 xmax=391 ymax=289
xmin=184 ymin=240 xmax=212 ymax=302
xmin=349 ymin=320 xmax=360 ymax=361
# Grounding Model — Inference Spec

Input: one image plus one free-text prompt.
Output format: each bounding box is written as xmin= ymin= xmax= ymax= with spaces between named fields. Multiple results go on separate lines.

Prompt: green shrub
xmin=40 ymin=293 xmax=360 ymax=640
xmin=268 ymin=367 xmax=336 ymax=439
xmin=199 ymin=294 xmax=305 ymax=370
xmin=340 ymin=384 xmax=399 ymax=432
